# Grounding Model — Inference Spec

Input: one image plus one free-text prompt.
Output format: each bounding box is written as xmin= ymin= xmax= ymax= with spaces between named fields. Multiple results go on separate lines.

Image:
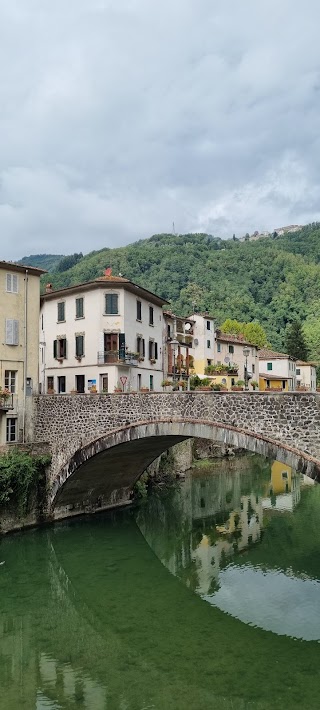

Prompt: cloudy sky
xmin=1 ymin=0 xmax=320 ymax=260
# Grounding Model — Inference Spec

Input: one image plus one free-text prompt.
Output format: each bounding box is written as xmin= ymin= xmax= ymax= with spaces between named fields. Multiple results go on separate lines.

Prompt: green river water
xmin=1 ymin=454 xmax=320 ymax=710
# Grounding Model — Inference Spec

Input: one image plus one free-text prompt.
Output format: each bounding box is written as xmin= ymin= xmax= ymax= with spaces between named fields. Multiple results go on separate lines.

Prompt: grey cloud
xmin=0 ymin=0 xmax=320 ymax=259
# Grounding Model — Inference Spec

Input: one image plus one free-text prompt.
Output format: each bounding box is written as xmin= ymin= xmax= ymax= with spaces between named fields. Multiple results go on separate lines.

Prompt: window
xmin=5 ymin=319 xmax=19 ymax=345
xmin=75 ymin=297 xmax=84 ymax=319
xmin=136 ymin=300 xmax=142 ymax=321
xmin=267 ymin=362 xmax=272 ymax=371
xmin=5 ymin=371 xmax=17 ymax=393
xmin=148 ymin=341 xmax=158 ymax=360
xmin=137 ymin=374 xmax=142 ymax=391
xmin=53 ymin=338 xmax=67 ymax=359
xmin=207 ymin=340 xmax=211 ymax=348
xmin=266 ymin=380 xmax=270 ymax=387
xmin=6 ymin=273 xmax=18 ymax=293
xmin=282 ymin=471 xmax=288 ymax=480
xmin=207 ymin=320 xmax=210 ymax=330
xmin=282 ymin=380 xmax=286 ymax=389
xmin=75 ymin=335 xmax=84 ymax=357
xmin=6 ymin=418 xmax=17 ymax=442
xmin=207 ymin=359 xmax=212 ymax=366
xmin=57 ymin=302 xmax=65 ymax=322
xmin=296 ymin=368 xmax=300 ymax=375
xmin=217 ymin=343 xmax=221 ymax=353
xmin=149 ymin=306 xmax=154 ymax=326
xmin=47 ymin=376 xmax=54 ymax=392
xmin=149 ymin=375 xmax=154 ymax=391
xmin=252 ymin=364 xmax=255 ymax=374
xmin=57 ymin=376 xmax=66 ymax=394
xmin=167 ymin=324 xmax=171 ymax=338
xmin=136 ymin=336 xmax=145 ymax=357
xmin=105 ymin=293 xmax=119 ymax=314
xmin=228 ymin=345 xmax=234 ymax=354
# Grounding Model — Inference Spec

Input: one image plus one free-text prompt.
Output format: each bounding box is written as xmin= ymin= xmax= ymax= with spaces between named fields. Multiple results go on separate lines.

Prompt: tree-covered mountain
xmin=20 ymin=224 xmax=320 ymax=357
xmin=18 ymin=254 xmax=64 ymax=272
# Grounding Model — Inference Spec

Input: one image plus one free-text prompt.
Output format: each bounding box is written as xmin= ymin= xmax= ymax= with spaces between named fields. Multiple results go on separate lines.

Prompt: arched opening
xmin=52 ymin=420 xmax=320 ymax=512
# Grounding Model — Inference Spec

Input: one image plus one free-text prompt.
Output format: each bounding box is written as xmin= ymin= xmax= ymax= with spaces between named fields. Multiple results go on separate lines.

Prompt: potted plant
xmin=140 ymin=386 xmax=150 ymax=393
xmin=47 ymin=388 xmax=56 ymax=394
xmin=161 ymin=379 xmax=171 ymax=389
xmin=251 ymin=380 xmax=259 ymax=391
xmin=114 ymin=382 xmax=122 ymax=393
xmin=231 ymin=380 xmax=245 ymax=391
xmin=150 ymin=358 xmax=156 ymax=364
xmin=90 ymin=385 xmax=97 ymax=394
xmin=177 ymin=380 xmax=187 ymax=390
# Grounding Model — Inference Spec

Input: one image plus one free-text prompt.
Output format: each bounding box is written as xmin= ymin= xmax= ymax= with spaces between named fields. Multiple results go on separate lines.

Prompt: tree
xmin=285 ymin=321 xmax=309 ymax=361
xmin=220 ymin=319 xmax=244 ymax=335
xmin=220 ymin=319 xmax=269 ymax=348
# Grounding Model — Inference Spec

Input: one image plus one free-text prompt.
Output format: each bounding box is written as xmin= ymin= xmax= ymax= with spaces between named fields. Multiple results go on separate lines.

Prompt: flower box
xmin=231 ymin=386 xmax=244 ymax=391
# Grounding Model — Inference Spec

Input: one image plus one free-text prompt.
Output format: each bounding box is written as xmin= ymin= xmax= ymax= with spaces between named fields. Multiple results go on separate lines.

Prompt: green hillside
xmin=18 ymin=254 xmax=64 ymax=272
xmin=22 ymin=224 xmax=320 ymax=356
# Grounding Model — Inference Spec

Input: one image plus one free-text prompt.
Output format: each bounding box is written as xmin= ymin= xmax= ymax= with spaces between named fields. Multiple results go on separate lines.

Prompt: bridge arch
xmin=51 ymin=418 xmax=320 ymax=511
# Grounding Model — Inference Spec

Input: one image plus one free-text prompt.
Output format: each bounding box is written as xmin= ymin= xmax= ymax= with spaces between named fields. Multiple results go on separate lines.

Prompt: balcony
xmin=97 ymin=350 xmax=139 ymax=366
xmin=0 ymin=393 xmax=14 ymax=411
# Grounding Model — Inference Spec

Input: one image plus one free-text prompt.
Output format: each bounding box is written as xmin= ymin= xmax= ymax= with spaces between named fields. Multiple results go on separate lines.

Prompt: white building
xmin=215 ymin=331 xmax=259 ymax=385
xmin=259 ymin=349 xmax=296 ymax=391
xmin=40 ymin=272 xmax=168 ymax=394
xmin=296 ymin=360 xmax=317 ymax=391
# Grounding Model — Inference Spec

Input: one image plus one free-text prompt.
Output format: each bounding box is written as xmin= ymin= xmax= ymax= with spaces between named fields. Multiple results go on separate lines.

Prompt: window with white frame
xmin=75 ymin=334 xmax=84 ymax=357
xmin=57 ymin=302 xmax=65 ymax=322
xmin=5 ymin=319 xmax=19 ymax=345
xmin=6 ymin=418 xmax=17 ymax=442
xmin=75 ymin=297 xmax=84 ymax=319
xmin=6 ymin=273 xmax=18 ymax=293
xmin=5 ymin=370 xmax=17 ymax=393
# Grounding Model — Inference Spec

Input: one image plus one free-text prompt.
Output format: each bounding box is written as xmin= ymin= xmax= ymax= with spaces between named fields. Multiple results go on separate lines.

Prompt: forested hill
xmin=23 ymin=223 xmax=320 ymax=355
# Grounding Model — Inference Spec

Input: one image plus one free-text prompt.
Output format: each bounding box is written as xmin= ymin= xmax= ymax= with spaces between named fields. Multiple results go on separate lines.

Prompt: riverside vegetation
xmin=19 ymin=222 xmax=320 ymax=357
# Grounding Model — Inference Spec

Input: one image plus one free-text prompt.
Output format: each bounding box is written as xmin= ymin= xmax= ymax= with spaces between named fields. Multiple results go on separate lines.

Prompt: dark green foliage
xmin=285 ymin=321 xmax=309 ymax=361
xmin=24 ymin=223 xmax=320 ymax=356
xmin=18 ymin=254 xmax=64 ymax=271
xmin=0 ymin=451 xmax=51 ymax=513
xmin=56 ymin=252 xmax=83 ymax=272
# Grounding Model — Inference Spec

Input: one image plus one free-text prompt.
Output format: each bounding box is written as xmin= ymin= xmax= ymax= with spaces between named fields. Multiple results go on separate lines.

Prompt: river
xmin=1 ymin=454 xmax=320 ymax=709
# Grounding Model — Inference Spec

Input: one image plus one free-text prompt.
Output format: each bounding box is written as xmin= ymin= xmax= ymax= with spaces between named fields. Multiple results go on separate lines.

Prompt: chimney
xmin=45 ymin=283 xmax=53 ymax=293
xmin=104 ymin=267 xmax=112 ymax=277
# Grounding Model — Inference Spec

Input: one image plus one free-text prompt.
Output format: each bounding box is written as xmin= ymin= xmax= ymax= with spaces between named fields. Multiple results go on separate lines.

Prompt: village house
xmin=258 ymin=349 xmax=296 ymax=391
xmin=162 ymin=311 xmax=194 ymax=386
xmin=0 ymin=260 xmax=45 ymax=445
xmin=40 ymin=270 xmax=168 ymax=394
xmin=295 ymin=360 xmax=317 ymax=391
xmin=214 ymin=331 xmax=259 ymax=389
xmin=188 ymin=313 xmax=215 ymax=377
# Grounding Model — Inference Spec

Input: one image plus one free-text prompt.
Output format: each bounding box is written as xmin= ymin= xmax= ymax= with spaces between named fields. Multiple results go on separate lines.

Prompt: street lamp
xmin=243 ymin=346 xmax=250 ymax=391
xmin=171 ymin=339 xmax=179 ymax=386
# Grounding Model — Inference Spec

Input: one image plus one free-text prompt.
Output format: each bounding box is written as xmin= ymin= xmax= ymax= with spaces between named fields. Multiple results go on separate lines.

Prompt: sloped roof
xmin=216 ymin=331 xmax=257 ymax=348
xmin=0 ymin=259 xmax=47 ymax=276
xmin=259 ymin=348 xmax=292 ymax=360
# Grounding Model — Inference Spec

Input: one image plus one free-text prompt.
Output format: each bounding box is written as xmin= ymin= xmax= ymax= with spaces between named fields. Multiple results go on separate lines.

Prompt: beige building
xmin=296 ymin=360 xmax=317 ymax=391
xmin=0 ymin=261 xmax=45 ymax=445
xmin=188 ymin=313 xmax=215 ymax=376
xmin=215 ymin=331 xmax=259 ymax=388
xmin=40 ymin=271 xmax=168 ymax=394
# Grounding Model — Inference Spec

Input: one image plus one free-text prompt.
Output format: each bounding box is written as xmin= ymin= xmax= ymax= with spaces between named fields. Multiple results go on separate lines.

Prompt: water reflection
xmin=136 ymin=455 xmax=320 ymax=640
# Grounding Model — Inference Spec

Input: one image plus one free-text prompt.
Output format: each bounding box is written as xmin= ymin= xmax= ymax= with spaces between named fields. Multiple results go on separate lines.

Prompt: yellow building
xmin=0 ymin=261 xmax=45 ymax=446
xmin=259 ymin=348 xmax=296 ymax=391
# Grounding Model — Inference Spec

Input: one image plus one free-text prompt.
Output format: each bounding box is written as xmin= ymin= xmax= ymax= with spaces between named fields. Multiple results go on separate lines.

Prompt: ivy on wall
xmin=0 ymin=450 xmax=51 ymax=513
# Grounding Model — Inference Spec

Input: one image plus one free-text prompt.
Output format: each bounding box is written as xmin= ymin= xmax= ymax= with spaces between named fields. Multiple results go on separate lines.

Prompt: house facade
xmin=214 ymin=331 xmax=259 ymax=388
xmin=40 ymin=272 xmax=167 ymax=394
xmin=0 ymin=260 xmax=45 ymax=445
xmin=296 ymin=360 xmax=317 ymax=391
xmin=259 ymin=349 xmax=296 ymax=391
xmin=162 ymin=311 xmax=194 ymax=385
xmin=188 ymin=313 xmax=215 ymax=376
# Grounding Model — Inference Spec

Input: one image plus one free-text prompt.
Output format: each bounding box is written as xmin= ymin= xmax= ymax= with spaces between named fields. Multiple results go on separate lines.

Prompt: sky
xmin=1 ymin=0 xmax=320 ymax=260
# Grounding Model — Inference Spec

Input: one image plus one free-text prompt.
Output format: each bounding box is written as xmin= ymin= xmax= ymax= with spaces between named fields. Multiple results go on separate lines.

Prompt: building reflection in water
xmin=136 ymin=455 xmax=305 ymax=598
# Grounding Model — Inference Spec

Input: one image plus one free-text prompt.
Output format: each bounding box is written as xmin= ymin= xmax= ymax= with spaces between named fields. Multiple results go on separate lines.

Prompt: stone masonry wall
xmin=32 ymin=392 xmax=320 ymax=487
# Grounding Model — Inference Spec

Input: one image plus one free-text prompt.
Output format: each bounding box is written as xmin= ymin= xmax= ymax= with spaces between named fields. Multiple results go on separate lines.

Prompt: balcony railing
xmin=0 ymin=393 xmax=14 ymax=411
xmin=97 ymin=350 xmax=139 ymax=366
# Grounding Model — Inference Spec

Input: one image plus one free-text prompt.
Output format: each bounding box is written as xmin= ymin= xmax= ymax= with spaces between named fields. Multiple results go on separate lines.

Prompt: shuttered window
xmin=155 ymin=342 xmax=158 ymax=360
xmin=75 ymin=335 xmax=84 ymax=357
xmin=6 ymin=273 xmax=18 ymax=293
xmin=57 ymin=302 xmax=65 ymax=322
xmin=75 ymin=298 xmax=84 ymax=319
xmin=5 ymin=319 xmax=19 ymax=345
xmin=54 ymin=338 xmax=67 ymax=359
xmin=105 ymin=294 xmax=118 ymax=314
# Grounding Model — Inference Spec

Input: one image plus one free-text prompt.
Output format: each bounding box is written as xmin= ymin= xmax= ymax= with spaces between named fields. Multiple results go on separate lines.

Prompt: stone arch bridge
xmin=32 ymin=392 xmax=320 ymax=516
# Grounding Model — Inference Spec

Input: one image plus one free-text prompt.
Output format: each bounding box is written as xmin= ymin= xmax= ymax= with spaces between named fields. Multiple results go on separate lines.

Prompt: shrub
xmin=0 ymin=450 xmax=51 ymax=513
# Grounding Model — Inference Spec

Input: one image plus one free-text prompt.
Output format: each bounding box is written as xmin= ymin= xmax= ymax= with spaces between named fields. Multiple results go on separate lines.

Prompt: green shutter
xmin=53 ymin=340 xmax=57 ymax=358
